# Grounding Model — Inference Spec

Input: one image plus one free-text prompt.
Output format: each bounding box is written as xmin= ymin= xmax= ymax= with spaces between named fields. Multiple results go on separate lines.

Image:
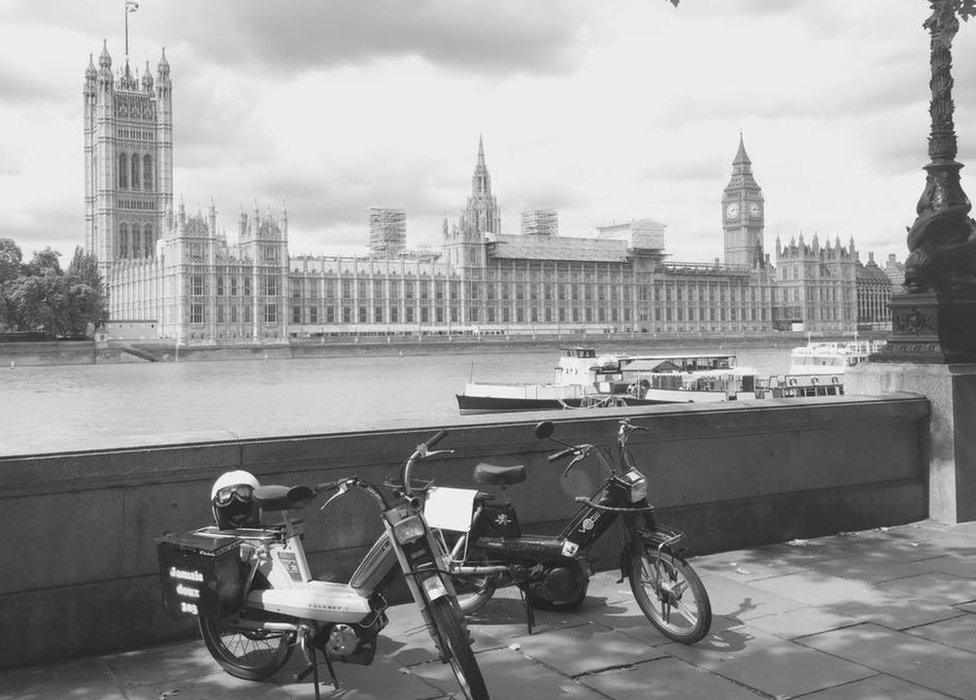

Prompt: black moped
xmin=428 ymin=418 xmax=711 ymax=643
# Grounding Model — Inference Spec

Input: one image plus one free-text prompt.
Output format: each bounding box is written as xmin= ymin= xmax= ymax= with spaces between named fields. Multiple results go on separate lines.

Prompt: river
xmin=0 ymin=346 xmax=792 ymax=456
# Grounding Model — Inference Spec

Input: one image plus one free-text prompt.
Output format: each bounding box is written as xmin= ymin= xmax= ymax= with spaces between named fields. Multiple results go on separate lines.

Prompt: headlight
xmin=392 ymin=515 xmax=427 ymax=544
xmin=624 ymin=470 xmax=648 ymax=502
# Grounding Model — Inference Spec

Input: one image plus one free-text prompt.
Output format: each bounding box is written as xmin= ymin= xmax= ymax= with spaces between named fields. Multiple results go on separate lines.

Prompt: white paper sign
xmin=424 ymin=486 xmax=479 ymax=532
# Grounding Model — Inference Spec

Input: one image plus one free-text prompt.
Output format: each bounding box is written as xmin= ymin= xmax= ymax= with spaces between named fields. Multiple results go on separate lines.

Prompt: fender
xmin=617 ymin=528 xmax=688 ymax=583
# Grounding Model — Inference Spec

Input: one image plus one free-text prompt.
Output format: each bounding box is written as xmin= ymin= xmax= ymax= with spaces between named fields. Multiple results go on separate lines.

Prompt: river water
xmin=0 ymin=346 xmax=792 ymax=456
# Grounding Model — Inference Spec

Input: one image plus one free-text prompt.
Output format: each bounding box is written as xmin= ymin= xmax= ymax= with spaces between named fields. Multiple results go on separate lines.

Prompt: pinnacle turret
xmin=98 ymin=39 xmax=112 ymax=70
xmin=141 ymin=60 xmax=154 ymax=90
xmin=85 ymin=54 xmax=97 ymax=80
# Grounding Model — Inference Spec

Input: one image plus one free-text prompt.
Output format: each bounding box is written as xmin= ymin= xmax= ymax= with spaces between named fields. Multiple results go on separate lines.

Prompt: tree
xmin=66 ymin=246 xmax=102 ymax=294
xmin=23 ymin=247 xmax=62 ymax=277
xmin=0 ymin=238 xmax=22 ymax=285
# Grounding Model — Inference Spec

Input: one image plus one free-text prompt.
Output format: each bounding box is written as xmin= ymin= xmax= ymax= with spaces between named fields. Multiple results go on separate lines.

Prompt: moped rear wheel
xmin=628 ymin=549 xmax=711 ymax=644
xmin=428 ymin=597 xmax=490 ymax=700
xmin=198 ymin=614 xmax=293 ymax=681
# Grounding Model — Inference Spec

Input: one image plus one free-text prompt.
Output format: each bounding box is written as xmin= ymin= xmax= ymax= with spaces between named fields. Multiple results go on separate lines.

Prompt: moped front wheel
xmin=428 ymin=597 xmax=490 ymax=700
xmin=628 ymin=548 xmax=711 ymax=644
xmin=198 ymin=614 xmax=293 ymax=681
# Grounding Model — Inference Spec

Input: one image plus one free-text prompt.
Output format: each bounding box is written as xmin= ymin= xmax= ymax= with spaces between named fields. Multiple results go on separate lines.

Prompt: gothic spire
xmin=733 ymin=132 xmax=751 ymax=168
xmin=477 ymin=133 xmax=485 ymax=167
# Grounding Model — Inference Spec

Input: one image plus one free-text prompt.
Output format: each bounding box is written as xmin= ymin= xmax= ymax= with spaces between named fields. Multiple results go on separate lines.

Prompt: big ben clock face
xmin=748 ymin=202 xmax=761 ymax=217
xmin=725 ymin=202 xmax=740 ymax=220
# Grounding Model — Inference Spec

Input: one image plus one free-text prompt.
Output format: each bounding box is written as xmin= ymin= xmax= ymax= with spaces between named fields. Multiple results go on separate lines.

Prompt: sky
xmin=1 ymin=0 xmax=974 ymax=266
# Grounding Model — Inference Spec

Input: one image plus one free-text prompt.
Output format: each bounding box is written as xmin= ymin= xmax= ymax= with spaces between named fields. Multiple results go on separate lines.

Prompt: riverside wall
xmin=0 ymin=329 xmax=887 ymax=365
xmin=0 ymin=393 xmax=928 ymax=668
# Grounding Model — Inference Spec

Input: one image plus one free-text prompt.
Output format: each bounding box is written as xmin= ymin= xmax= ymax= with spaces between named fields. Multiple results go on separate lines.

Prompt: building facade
xmin=89 ymin=48 xmax=872 ymax=344
xmin=855 ymin=252 xmax=893 ymax=330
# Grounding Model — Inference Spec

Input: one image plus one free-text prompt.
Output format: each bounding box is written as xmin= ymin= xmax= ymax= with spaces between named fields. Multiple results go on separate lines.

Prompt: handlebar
xmin=313 ymin=478 xmax=345 ymax=494
xmin=547 ymin=448 xmax=576 ymax=463
xmin=425 ymin=430 xmax=447 ymax=449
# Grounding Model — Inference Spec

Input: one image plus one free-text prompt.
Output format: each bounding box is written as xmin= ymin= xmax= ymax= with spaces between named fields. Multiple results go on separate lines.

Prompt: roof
xmin=856 ymin=261 xmax=892 ymax=285
xmin=487 ymin=234 xmax=630 ymax=262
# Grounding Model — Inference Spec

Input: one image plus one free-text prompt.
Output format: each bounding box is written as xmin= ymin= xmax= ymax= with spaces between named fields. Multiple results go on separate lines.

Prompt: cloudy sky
xmin=1 ymin=0 xmax=974 ymax=265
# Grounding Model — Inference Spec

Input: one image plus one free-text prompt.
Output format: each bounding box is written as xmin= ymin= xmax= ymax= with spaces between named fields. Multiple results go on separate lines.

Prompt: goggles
xmin=214 ymin=484 xmax=254 ymax=506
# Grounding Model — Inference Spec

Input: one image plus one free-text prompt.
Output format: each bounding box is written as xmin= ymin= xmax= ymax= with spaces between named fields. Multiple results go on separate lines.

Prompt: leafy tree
xmin=67 ymin=246 xmax=102 ymax=294
xmin=0 ymin=242 xmax=107 ymax=337
xmin=0 ymin=238 xmax=22 ymax=285
xmin=23 ymin=248 xmax=62 ymax=277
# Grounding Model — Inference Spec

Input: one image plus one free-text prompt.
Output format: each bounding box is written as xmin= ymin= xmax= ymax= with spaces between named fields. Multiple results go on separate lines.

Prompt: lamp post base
xmin=871 ymin=289 xmax=976 ymax=364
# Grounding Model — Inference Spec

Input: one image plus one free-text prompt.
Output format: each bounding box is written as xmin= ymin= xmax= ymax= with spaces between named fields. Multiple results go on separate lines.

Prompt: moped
xmin=157 ymin=431 xmax=489 ymax=700
xmin=426 ymin=418 xmax=712 ymax=643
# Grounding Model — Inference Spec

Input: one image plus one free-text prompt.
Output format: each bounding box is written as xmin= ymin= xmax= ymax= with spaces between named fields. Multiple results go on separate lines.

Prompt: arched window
xmin=119 ymin=223 xmax=128 ymax=258
xmin=131 ymin=227 xmax=141 ymax=258
xmin=118 ymin=153 xmax=128 ymax=189
xmin=130 ymin=154 xmax=140 ymax=190
xmin=144 ymin=223 xmax=153 ymax=257
xmin=143 ymin=155 xmax=153 ymax=191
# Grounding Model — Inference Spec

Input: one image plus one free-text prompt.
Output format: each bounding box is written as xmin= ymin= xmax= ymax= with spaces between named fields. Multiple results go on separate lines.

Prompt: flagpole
xmin=124 ymin=0 xmax=129 ymax=58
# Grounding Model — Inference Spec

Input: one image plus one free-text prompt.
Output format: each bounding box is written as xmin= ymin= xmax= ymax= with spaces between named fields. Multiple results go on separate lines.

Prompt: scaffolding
xmin=520 ymin=208 xmax=558 ymax=237
xmin=368 ymin=206 xmax=406 ymax=256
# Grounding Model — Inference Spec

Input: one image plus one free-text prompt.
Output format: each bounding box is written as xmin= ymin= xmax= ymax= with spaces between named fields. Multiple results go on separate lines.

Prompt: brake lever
xmin=562 ymin=451 xmax=585 ymax=479
xmin=424 ymin=449 xmax=455 ymax=459
xmin=320 ymin=481 xmax=349 ymax=511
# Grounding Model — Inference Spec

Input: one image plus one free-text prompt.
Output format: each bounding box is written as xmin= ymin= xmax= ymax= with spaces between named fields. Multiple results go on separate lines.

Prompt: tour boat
xmin=455 ymin=348 xmax=759 ymax=414
xmin=456 ymin=347 xmax=657 ymax=414
xmin=787 ymin=339 xmax=885 ymax=378
xmin=616 ymin=354 xmax=759 ymax=404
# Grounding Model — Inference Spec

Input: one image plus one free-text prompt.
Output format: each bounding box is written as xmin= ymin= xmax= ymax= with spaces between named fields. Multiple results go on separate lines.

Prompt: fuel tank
xmin=248 ymin=581 xmax=373 ymax=623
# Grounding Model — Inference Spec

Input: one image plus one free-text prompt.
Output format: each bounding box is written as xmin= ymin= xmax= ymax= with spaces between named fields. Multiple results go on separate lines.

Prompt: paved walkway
xmin=5 ymin=520 xmax=976 ymax=699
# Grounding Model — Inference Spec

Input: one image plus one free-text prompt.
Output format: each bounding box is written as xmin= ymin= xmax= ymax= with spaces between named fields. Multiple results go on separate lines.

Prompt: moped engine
xmin=523 ymin=560 xmax=590 ymax=611
xmin=318 ymin=613 xmax=385 ymax=665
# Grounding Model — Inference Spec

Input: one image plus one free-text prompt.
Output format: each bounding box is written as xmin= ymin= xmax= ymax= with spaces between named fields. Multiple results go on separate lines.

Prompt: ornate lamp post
xmin=876 ymin=0 xmax=976 ymax=362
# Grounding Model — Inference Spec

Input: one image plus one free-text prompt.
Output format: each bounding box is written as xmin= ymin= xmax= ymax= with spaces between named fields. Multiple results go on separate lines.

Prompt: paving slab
xmin=905 ymin=613 xmax=976 ymax=654
xmin=102 ymin=639 xmax=224 ymax=685
xmin=0 ymin=658 xmax=125 ymax=700
xmin=662 ymin=624 xmax=874 ymax=698
xmin=798 ymin=673 xmax=953 ymax=699
xmin=413 ymin=646 xmax=602 ymax=699
xmin=744 ymin=605 xmax=863 ymax=639
xmin=510 ymin=622 xmax=666 ymax=677
xmin=695 ymin=568 xmax=808 ymax=622
xmin=123 ymin=670 xmax=296 ymax=700
xmin=878 ymin=571 xmax=976 ymax=606
xmin=274 ymin=662 xmax=446 ymax=699
xmin=798 ymin=622 xmax=976 ymax=698
xmin=578 ymin=656 xmax=762 ymax=700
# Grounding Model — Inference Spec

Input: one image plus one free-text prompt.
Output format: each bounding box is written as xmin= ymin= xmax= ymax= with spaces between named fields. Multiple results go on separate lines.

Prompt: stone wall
xmin=0 ymin=393 xmax=927 ymax=668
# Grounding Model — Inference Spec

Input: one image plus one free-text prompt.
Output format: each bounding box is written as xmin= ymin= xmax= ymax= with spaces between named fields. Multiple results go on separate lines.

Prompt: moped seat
xmin=254 ymin=485 xmax=314 ymax=512
xmin=474 ymin=463 xmax=527 ymax=486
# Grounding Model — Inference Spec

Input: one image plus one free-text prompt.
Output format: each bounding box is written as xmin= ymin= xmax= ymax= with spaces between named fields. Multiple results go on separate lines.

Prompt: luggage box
xmin=157 ymin=530 xmax=243 ymax=619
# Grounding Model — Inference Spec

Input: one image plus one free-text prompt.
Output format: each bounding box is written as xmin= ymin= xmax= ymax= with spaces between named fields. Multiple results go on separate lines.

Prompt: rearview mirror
xmin=534 ymin=421 xmax=554 ymax=440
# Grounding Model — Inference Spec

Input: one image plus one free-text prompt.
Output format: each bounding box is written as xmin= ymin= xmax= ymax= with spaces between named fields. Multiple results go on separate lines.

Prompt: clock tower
xmin=722 ymin=134 xmax=764 ymax=268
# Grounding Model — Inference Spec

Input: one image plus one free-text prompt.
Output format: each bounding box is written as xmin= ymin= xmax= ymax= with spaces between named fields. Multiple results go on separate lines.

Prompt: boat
xmin=616 ymin=354 xmax=759 ymax=404
xmin=787 ymin=339 xmax=885 ymax=378
xmin=456 ymin=347 xmax=659 ymax=414
xmin=747 ymin=338 xmax=886 ymax=399
xmin=456 ymin=348 xmax=759 ymax=414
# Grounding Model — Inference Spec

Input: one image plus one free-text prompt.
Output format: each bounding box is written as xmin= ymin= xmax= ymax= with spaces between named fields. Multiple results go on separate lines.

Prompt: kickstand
xmin=519 ymin=588 xmax=535 ymax=636
xmin=293 ymin=625 xmax=339 ymax=699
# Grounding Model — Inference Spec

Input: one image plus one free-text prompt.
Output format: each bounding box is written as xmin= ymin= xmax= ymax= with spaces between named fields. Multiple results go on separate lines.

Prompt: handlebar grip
xmin=574 ymin=496 xmax=589 ymax=504
xmin=425 ymin=430 xmax=448 ymax=449
xmin=548 ymin=448 xmax=575 ymax=463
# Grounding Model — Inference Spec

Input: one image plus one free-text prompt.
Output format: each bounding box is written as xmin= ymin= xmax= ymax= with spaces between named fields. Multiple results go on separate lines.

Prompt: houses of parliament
xmin=85 ymin=43 xmax=892 ymax=345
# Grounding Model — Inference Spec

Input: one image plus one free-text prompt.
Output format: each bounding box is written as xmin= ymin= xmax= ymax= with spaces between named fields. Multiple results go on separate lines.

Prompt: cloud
xmin=146 ymin=0 xmax=596 ymax=78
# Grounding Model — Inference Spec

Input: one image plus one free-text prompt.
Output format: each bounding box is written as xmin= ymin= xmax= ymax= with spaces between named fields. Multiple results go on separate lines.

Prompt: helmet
xmin=210 ymin=470 xmax=260 ymax=530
